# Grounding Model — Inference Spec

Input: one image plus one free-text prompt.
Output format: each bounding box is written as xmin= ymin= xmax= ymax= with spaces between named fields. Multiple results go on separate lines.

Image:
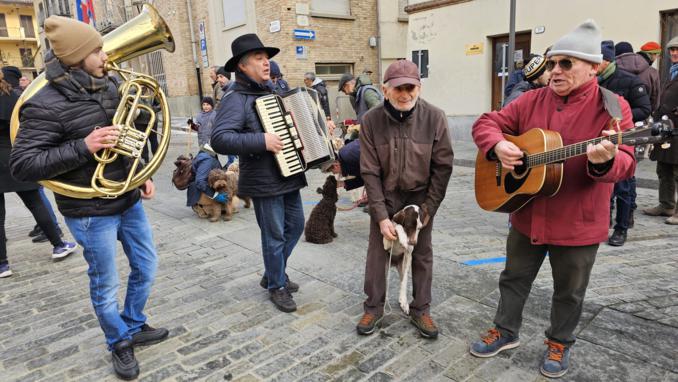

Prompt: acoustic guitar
xmin=474 ymin=118 xmax=675 ymax=213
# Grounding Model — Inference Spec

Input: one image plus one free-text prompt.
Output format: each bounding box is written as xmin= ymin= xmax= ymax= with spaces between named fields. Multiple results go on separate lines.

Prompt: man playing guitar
xmin=469 ymin=20 xmax=636 ymax=378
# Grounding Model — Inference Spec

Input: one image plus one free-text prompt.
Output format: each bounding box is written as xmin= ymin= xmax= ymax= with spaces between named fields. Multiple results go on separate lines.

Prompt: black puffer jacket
xmin=598 ymin=66 xmax=651 ymax=122
xmin=10 ymin=65 xmax=139 ymax=217
xmin=211 ymin=72 xmax=306 ymax=197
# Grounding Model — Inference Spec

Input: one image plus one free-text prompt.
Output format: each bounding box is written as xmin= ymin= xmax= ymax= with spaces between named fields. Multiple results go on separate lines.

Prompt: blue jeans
xmin=64 ymin=201 xmax=157 ymax=350
xmin=612 ymin=177 xmax=636 ymax=230
xmin=252 ymin=191 xmax=305 ymax=290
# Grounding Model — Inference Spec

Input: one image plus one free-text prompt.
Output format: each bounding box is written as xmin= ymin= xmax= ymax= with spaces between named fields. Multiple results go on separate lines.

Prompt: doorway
xmin=490 ymin=32 xmax=532 ymax=111
xmin=660 ymin=9 xmax=678 ymax=86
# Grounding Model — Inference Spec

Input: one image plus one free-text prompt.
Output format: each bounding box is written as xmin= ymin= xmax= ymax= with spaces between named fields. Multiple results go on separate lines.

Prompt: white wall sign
xmin=534 ymin=25 xmax=545 ymax=34
xmin=296 ymin=46 xmax=308 ymax=59
xmin=270 ymin=20 xmax=281 ymax=33
xmin=297 ymin=15 xmax=309 ymax=26
xmin=296 ymin=3 xmax=309 ymax=15
xmin=198 ymin=21 xmax=209 ymax=68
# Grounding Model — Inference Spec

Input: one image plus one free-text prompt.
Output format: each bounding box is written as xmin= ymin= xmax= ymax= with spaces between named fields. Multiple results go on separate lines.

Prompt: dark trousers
xmin=1 ymin=190 xmax=63 ymax=264
xmin=657 ymin=161 xmax=678 ymax=210
xmin=611 ymin=177 xmax=636 ymax=230
xmin=494 ymin=228 xmax=598 ymax=346
xmin=363 ymin=190 xmax=433 ymax=317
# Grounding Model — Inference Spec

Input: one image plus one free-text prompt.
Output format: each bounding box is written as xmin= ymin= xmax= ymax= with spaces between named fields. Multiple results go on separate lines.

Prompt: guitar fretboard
xmin=526 ymin=133 xmax=625 ymax=167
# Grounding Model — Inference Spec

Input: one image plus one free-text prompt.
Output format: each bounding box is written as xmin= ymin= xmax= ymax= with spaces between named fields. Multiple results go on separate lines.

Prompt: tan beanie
xmin=44 ymin=16 xmax=103 ymax=66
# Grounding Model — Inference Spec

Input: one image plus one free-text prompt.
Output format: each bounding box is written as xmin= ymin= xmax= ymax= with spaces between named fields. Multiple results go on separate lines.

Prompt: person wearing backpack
xmin=186 ymin=144 xmax=226 ymax=218
xmin=338 ymin=72 xmax=383 ymax=123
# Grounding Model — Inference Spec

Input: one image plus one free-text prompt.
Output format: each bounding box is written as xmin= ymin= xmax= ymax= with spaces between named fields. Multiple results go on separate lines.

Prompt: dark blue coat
xmin=210 ymin=73 xmax=306 ymax=197
xmin=337 ymin=139 xmax=363 ymax=190
xmin=598 ymin=67 xmax=651 ymax=122
xmin=186 ymin=150 xmax=222 ymax=207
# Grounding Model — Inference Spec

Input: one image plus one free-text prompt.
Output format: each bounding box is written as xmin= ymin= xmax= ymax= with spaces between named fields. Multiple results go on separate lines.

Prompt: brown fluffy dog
xmin=304 ymin=176 xmax=339 ymax=244
xmin=226 ymin=162 xmax=252 ymax=209
xmin=196 ymin=169 xmax=238 ymax=222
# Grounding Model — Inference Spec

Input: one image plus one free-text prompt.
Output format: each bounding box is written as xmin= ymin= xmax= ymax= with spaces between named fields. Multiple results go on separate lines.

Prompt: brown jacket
xmin=360 ymin=98 xmax=454 ymax=222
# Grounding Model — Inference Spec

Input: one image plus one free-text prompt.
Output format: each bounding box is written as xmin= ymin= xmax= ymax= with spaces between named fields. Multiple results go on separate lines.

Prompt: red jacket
xmin=473 ymin=78 xmax=636 ymax=246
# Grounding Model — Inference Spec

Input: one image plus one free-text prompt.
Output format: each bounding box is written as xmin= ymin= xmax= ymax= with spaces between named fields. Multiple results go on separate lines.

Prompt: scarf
xmin=670 ymin=63 xmax=678 ymax=81
xmin=44 ymin=50 xmax=110 ymax=102
xmin=597 ymin=62 xmax=616 ymax=82
xmin=384 ymin=98 xmax=416 ymax=122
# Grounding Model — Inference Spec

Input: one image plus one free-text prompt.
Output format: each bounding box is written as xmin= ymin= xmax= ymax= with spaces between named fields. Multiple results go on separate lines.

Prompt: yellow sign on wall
xmin=465 ymin=43 xmax=483 ymax=55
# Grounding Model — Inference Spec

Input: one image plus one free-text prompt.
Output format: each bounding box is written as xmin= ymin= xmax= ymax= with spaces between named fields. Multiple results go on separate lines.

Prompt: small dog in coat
xmin=196 ymin=168 xmax=238 ymax=222
xmin=383 ymin=204 xmax=430 ymax=314
xmin=304 ymin=176 xmax=339 ymax=244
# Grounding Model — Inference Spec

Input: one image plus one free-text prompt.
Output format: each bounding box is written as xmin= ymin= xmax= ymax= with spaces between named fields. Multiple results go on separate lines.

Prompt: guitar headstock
xmin=622 ymin=116 xmax=675 ymax=146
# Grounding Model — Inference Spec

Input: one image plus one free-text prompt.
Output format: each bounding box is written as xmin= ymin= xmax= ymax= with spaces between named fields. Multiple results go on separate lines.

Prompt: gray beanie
xmin=547 ymin=19 xmax=602 ymax=64
xmin=668 ymin=36 xmax=678 ymax=50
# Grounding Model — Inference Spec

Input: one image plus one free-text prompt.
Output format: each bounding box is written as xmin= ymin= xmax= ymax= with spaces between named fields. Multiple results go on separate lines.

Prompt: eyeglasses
xmin=545 ymin=58 xmax=577 ymax=71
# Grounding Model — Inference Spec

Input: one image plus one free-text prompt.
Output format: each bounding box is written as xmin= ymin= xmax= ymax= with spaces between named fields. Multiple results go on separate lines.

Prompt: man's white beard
xmin=390 ymin=95 xmax=418 ymax=112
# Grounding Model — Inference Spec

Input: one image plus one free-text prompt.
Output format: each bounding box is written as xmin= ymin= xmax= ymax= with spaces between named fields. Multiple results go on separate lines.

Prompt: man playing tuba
xmin=10 ymin=16 xmax=167 ymax=381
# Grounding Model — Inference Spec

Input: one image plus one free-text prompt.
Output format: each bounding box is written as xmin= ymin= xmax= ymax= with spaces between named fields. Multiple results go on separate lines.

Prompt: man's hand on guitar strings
xmin=586 ymin=130 xmax=618 ymax=164
xmin=493 ymin=140 xmax=523 ymax=170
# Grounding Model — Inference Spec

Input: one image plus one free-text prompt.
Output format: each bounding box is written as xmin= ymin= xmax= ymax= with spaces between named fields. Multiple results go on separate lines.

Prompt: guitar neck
xmin=527 ymin=133 xmax=626 ymax=167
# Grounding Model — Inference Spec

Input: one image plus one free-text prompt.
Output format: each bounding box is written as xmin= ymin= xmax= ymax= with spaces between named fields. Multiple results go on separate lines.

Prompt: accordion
xmin=255 ymin=87 xmax=335 ymax=177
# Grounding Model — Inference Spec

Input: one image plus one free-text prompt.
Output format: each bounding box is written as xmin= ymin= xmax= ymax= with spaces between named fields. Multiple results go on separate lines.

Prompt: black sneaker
xmin=132 ymin=324 xmax=169 ymax=347
xmin=259 ymin=274 xmax=299 ymax=293
xmin=269 ymin=287 xmax=297 ymax=313
xmin=111 ymin=340 xmax=139 ymax=381
xmin=28 ymin=224 xmax=42 ymax=237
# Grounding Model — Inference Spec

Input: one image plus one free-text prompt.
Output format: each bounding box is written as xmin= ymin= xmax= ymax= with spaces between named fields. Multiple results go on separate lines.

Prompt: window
xmin=222 ymin=0 xmax=247 ymax=29
xmin=20 ymin=48 xmax=34 ymax=67
xmin=60 ymin=0 xmax=70 ymax=16
xmin=315 ymin=63 xmax=353 ymax=80
xmin=20 ymin=15 xmax=35 ymax=38
xmin=412 ymin=50 xmax=429 ymax=78
xmin=0 ymin=14 xmax=7 ymax=37
xmin=38 ymin=3 xmax=45 ymax=26
xmin=311 ymin=0 xmax=351 ymax=17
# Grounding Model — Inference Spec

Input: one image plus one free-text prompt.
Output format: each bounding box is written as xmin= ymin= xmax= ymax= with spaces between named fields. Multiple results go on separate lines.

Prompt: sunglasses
xmin=545 ymin=58 xmax=578 ymax=71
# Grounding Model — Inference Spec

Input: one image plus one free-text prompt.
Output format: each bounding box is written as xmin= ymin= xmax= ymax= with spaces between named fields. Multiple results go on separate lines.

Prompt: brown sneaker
xmin=642 ymin=205 xmax=675 ymax=217
xmin=409 ymin=312 xmax=439 ymax=339
xmin=356 ymin=312 xmax=383 ymax=335
xmin=665 ymin=214 xmax=678 ymax=225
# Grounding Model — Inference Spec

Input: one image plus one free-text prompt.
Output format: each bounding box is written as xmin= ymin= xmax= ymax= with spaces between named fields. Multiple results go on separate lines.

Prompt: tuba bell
xmin=10 ymin=4 xmax=175 ymax=199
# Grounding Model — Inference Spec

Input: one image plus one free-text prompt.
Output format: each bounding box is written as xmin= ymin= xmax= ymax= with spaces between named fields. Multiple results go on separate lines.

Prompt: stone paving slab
xmin=1 ymin=132 xmax=676 ymax=381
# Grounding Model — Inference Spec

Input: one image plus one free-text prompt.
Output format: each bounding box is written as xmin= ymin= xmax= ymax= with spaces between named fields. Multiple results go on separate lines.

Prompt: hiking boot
xmin=540 ymin=339 xmax=570 ymax=378
xmin=259 ymin=274 xmax=299 ymax=293
xmin=269 ymin=287 xmax=297 ymax=313
xmin=356 ymin=312 xmax=383 ymax=335
xmin=111 ymin=339 xmax=139 ymax=381
xmin=409 ymin=312 xmax=439 ymax=339
xmin=628 ymin=210 xmax=634 ymax=229
xmin=52 ymin=241 xmax=78 ymax=260
xmin=28 ymin=224 xmax=42 ymax=237
xmin=608 ymin=229 xmax=627 ymax=246
xmin=470 ymin=328 xmax=520 ymax=358
xmin=33 ymin=227 xmax=64 ymax=243
xmin=0 ymin=263 xmax=12 ymax=278
xmin=642 ymin=205 xmax=674 ymax=217
xmin=132 ymin=324 xmax=169 ymax=347
xmin=665 ymin=214 xmax=678 ymax=225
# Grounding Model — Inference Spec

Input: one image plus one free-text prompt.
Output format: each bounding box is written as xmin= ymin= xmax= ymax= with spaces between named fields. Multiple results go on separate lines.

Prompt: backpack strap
xmin=599 ymin=86 xmax=623 ymax=121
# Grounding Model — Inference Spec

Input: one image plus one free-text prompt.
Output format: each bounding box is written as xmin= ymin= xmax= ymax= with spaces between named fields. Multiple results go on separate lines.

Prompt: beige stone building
xmin=406 ymin=0 xmax=678 ymax=125
xmin=30 ymin=0 xmax=409 ymax=118
xmin=0 ymin=0 xmax=39 ymax=79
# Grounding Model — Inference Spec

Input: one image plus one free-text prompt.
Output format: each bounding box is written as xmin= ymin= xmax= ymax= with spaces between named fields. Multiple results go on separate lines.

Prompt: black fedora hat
xmin=224 ymin=33 xmax=279 ymax=72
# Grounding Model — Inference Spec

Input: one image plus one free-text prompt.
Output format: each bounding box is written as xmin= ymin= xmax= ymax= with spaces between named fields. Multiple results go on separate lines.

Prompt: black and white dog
xmin=383 ymin=204 xmax=430 ymax=314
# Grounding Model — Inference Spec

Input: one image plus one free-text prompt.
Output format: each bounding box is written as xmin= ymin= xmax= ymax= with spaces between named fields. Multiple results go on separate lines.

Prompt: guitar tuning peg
xmin=662 ymin=115 xmax=669 ymax=121
xmin=634 ymin=121 xmax=644 ymax=127
xmin=661 ymin=143 xmax=671 ymax=149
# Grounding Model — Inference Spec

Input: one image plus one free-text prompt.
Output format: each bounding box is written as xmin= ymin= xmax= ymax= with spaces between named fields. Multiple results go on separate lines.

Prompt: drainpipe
xmin=185 ymin=0 xmax=204 ymax=106
xmin=376 ymin=0 xmax=382 ymax=85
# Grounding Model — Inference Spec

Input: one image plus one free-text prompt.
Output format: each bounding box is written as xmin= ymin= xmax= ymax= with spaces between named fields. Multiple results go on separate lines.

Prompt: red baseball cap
xmin=383 ymin=60 xmax=421 ymax=87
xmin=640 ymin=41 xmax=661 ymax=54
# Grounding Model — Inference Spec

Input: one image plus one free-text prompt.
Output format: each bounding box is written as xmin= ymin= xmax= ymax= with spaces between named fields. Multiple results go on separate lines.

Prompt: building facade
xmin=0 ymin=0 xmax=39 ymax=79
xmin=406 ymin=0 xmax=678 ymax=124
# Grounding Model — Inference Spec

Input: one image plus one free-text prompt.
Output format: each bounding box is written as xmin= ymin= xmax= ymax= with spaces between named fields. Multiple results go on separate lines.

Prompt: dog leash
xmin=383 ymin=240 xmax=395 ymax=315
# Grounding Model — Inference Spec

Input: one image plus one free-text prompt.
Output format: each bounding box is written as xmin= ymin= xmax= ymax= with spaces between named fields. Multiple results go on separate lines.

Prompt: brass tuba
xmin=10 ymin=4 xmax=175 ymax=199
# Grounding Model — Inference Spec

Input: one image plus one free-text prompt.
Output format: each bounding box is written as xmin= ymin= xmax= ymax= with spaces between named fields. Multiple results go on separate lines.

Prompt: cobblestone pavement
xmin=1 ymin=131 xmax=676 ymax=382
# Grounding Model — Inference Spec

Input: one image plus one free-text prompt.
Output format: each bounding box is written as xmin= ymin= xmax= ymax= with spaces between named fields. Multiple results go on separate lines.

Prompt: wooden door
xmin=490 ymin=32 xmax=532 ymax=111
xmin=660 ymin=9 xmax=678 ymax=87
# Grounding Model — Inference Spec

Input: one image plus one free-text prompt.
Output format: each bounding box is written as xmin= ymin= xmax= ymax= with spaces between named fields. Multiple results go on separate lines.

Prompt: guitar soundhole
xmin=504 ymin=154 xmax=530 ymax=194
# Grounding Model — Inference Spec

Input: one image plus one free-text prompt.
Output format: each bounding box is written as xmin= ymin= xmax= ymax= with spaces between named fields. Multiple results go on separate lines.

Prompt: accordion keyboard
xmin=255 ymin=95 xmax=306 ymax=177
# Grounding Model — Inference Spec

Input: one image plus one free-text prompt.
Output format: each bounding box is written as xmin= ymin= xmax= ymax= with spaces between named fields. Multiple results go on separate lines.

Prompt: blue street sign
xmin=293 ymin=29 xmax=316 ymax=40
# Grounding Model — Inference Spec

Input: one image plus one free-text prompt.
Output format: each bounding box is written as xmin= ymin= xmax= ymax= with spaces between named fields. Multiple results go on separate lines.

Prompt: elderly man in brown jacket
xmin=357 ymin=60 xmax=454 ymax=338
